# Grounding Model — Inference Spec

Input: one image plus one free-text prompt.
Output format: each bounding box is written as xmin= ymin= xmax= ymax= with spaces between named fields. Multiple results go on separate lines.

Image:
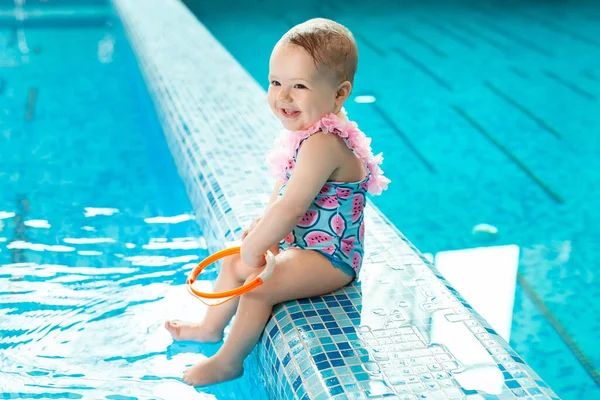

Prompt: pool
xmin=0 ymin=2 xmax=267 ymax=399
xmin=181 ymin=0 xmax=600 ymax=398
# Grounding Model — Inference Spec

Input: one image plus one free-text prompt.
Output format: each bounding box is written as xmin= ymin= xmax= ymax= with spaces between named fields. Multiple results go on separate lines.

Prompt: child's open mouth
xmin=281 ymin=108 xmax=300 ymax=118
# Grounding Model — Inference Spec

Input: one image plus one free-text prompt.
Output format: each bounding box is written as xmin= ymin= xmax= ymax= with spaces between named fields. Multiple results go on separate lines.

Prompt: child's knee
xmin=220 ymin=254 xmax=241 ymax=274
xmin=242 ymin=271 xmax=273 ymax=301
xmin=244 ymin=270 xmax=262 ymax=286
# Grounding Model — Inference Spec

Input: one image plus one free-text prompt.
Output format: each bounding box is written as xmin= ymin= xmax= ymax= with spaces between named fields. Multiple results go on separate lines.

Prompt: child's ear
xmin=335 ymin=81 xmax=352 ymax=106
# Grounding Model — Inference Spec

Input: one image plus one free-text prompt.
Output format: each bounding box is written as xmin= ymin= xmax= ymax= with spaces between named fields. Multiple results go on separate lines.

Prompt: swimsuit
xmin=266 ymin=109 xmax=390 ymax=277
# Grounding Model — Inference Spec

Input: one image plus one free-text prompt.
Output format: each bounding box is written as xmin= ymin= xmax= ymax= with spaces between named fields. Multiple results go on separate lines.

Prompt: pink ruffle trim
xmin=266 ymin=109 xmax=390 ymax=195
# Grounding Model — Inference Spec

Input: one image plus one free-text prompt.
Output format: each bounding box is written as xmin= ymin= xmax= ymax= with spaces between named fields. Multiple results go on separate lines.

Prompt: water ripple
xmin=0 ymin=211 xmax=217 ymax=398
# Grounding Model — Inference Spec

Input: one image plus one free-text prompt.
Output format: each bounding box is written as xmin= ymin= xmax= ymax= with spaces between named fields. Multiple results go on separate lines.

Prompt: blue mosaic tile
xmin=316 ymin=360 xmax=331 ymax=371
xmin=329 ymin=385 xmax=344 ymax=396
xmin=330 ymin=358 xmax=345 ymax=368
xmin=321 ymin=368 xmax=336 ymax=379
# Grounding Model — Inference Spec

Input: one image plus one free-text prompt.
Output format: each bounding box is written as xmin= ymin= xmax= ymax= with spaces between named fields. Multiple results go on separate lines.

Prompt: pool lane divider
xmin=472 ymin=4 xmax=600 ymax=50
xmin=582 ymin=70 xmax=598 ymax=82
xmin=518 ymin=12 xmax=600 ymax=49
xmin=352 ymin=32 xmax=386 ymax=57
xmin=395 ymin=26 xmax=448 ymax=58
xmin=416 ymin=16 xmax=477 ymax=49
xmin=517 ymin=273 xmax=600 ymax=386
xmin=484 ymin=81 xmax=563 ymax=140
xmin=543 ymin=70 xmax=597 ymax=101
xmin=446 ymin=20 xmax=511 ymax=53
xmin=451 ymin=105 xmax=564 ymax=204
xmin=11 ymin=195 xmax=29 ymax=264
xmin=25 ymin=88 xmax=36 ymax=121
xmin=466 ymin=9 xmax=554 ymax=58
xmin=372 ymin=103 xmax=437 ymax=174
xmin=8 ymin=28 xmax=16 ymax=46
xmin=391 ymin=46 xmax=453 ymax=92
xmin=509 ymin=66 xmax=529 ymax=79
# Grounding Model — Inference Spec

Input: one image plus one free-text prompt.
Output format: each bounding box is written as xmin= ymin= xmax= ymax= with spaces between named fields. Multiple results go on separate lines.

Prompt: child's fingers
xmin=268 ymin=243 xmax=280 ymax=255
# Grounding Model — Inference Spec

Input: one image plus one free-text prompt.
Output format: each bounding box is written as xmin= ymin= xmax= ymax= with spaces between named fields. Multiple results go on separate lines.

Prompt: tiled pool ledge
xmin=112 ymin=0 xmax=558 ymax=398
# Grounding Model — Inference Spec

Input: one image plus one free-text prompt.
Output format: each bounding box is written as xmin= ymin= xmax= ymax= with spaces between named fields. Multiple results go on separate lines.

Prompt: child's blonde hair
xmin=281 ymin=18 xmax=358 ymax=85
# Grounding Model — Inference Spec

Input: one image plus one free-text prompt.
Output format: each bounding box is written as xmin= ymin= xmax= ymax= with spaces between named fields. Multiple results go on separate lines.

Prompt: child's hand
xmin=241 ymin=217 xmax=261 ymax=241
xmin=240 ymin=245 xmax=266 ymax=268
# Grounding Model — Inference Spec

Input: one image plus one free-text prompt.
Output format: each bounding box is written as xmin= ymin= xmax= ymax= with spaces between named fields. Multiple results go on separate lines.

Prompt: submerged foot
xmin=164 ymin=320 xmax=222 ymax=343
xmin=183 ymin=357 xmax=244 ymax=386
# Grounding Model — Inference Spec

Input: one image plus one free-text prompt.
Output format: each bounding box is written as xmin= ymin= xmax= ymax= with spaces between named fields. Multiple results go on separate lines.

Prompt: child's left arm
xmin=241 ymin=132 xmax=342 ymax=267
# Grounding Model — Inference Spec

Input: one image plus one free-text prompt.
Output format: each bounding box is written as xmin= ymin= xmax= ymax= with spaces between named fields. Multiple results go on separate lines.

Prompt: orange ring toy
xmin=186 ymin=246 xmax=276 ymax=306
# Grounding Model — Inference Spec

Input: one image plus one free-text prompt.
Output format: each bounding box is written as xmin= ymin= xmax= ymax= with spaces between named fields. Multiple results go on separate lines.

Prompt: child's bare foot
xmin=183 ymin=357 xmax=243 ymax=386
xmin=164 ymin=320 xmax=222 ymax=343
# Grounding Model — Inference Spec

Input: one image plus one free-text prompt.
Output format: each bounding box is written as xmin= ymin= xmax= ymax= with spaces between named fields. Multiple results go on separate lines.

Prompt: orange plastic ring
xmin=186 ymin=246 xmax=273 ymax=306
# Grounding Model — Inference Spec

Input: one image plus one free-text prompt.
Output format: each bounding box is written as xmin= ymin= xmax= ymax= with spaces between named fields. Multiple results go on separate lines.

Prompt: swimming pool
xmin=0 ymin=2 xmax=267 ymax=399
xmin=181 ymin=0 xmax=600 ymax=398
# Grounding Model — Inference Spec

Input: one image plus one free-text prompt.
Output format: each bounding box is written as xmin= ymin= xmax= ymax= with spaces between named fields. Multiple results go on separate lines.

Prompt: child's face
xmin=267 ymin=43 xmax=341 ymax=131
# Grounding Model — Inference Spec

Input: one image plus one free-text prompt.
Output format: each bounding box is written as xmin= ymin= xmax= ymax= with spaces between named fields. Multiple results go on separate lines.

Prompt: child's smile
xmin=280 ymin=107 xmax=301 ymax=118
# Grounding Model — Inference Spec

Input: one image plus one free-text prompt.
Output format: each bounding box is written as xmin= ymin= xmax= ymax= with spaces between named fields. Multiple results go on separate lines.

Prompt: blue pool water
xmin=182 ymin=0 xmax=600 ymax=398
xmin=0 ymin=3 xmax=266 ymax=399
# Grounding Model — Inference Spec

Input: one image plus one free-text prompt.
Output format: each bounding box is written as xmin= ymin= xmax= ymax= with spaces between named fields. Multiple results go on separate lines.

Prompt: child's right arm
xmin=266 ymin=179 xmax=284 ymax=209
xmin=241 ymin=180 xmax=283 ymax=254
xmin=241 ymin=133 xmax=341 ymax=267
xmin=265 ymin=180 xmax=283 ymax=254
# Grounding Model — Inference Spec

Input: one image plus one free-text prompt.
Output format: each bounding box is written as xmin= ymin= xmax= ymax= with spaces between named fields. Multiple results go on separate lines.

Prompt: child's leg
xmin=182 ymin=249 xmax=353 ymax=386
xmin=165 ymin=244 xmax=281 ymax=342
xmin=165 ymin=253 xmax=246 ymax=342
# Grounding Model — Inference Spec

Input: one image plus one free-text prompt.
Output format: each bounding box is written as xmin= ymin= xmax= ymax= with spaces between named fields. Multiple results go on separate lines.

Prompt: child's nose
xmin=277 ymin=88 xmax=292 ymax=103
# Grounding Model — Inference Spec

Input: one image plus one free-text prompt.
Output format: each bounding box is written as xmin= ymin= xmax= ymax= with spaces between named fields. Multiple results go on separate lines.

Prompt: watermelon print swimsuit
xmin=266 ymin=109 xmax=390 ymax=278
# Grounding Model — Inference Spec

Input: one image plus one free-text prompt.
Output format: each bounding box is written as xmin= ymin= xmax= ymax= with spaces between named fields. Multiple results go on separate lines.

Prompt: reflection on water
xmin=1 ymin=11 xmax=266 ymax=397
xmin=0 ymin=209 xmax=258 ymax=399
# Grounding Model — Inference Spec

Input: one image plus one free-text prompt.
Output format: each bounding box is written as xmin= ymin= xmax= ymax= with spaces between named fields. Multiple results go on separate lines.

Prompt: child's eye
xmin=294 ymin=84 xmax=307 ymax=89
xmin=270 ymin=80 xmax=280 ymax=86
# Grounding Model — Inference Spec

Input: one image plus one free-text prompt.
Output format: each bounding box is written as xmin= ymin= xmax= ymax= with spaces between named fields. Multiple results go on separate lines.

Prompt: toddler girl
xmin=165 ymin=17 xmax=389 ymax=386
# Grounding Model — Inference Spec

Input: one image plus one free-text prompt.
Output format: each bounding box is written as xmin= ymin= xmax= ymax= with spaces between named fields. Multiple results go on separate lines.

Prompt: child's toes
xmin=164 ymin=320 xmax=181 ymax=338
